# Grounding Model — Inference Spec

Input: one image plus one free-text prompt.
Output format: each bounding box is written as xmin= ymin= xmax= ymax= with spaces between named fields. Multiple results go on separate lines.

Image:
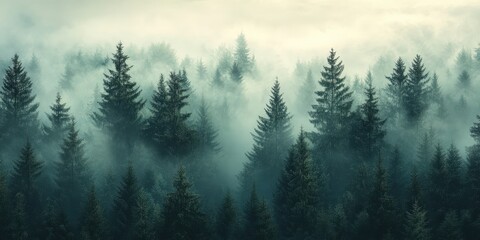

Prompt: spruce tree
xmin=389 ymin=146 xmax=405 ymax=207
xmin=404 ymin=55 xmax=430 ymax=124
xmin=368 ymin=157 xmax=396 ymax=239
xmin=91 ymin=43 xmax=145 ymax=153
xmin=239 ymin=80 xmax=292 ymax=201
xmin=457 ymin=70 xmax=471 ymax=90
xmin=161 ymin=167 xmax=209 ymax=240
xmin=445 ymin=144 xmax=463 ymax=210
xmin=216 ymin=190 xmax=237 ymax=240
xmin=234 ymin=33 xmax=252 ymax=74
xmin=297 ymin=69 xmax=316 ymax=109
xmin=0 ymin=160 xmax=9 ymax=237
xmin=145 ymin=75 xmax=168 ymax=147
xmin=230 ymin=62 xmax=243 ymax=83
xmin=385 ymin=57 xmax=408 ymax=120
xmin=212 ymin=68 xmax=224 ymax=88
xmin=11 ymin=193 xmax=28 ymax=240
xmin=195 ymin=99 xmax=220 ymax=154
xmin=428 ymin=144 xmax=448 ymax=225
xmin=134 ymin=189 xmax=154 ymax=240
xmin=430 ymin=73 xmax=441 ymax=104
xmin=408 ymin=167 xmax=424 ymax=209
xmin=274 ymin=130 xmax=319 ymax=239
xmin=404 ymin=201 xmax=431 ymax=240
xmin=10 ymin=140 xmax=43 ymax=231
xmin=41 ymin=200 xmax=73 ymax=240
xmin=43 ymin=92 xmax=70 ymax=142
xmin=242 ymin=186 xmax=275 ymax=240
xmin=80 ymin=186 xmax=105 ymax=240
xmin=470 ymin=115 xmax=480 ymax=143
xmin=55 ymin=119 xmax=90 ymax=224
xmin=309 ymin=49 xmax=353 ymax=153
xmin=356 ymin=71 xmax=386 ymax=158
xmin=196 ymin=59 xmax=207 ymax=80
xmin=437 ymin=211 xmax=462 ymax=240
xmin=466 ymin=144 xmax=480 ymax=215
xmin=112 ymin=164 xmax=139 ymax=240
xmin=0 ymin=54 xmax=40 ymax=141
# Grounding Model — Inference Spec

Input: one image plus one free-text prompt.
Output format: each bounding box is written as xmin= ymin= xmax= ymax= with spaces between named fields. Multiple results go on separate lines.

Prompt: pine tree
xmin=41 ymin=200 xmax=73 ymax=240
xmin=145 ymin=75 xmax=168 ymax=147
xmin=43 ymin=92 xmax=71 ymax=142
xmin=11 ymin=193 xmax=28 ymax=240
xmin=385 ymin=57 xmax=408 ymax=120
xmin=309 ymin=49 xmax=353 ymax=153
xmin=195 ymin=99 xmax=220 ymax=154
xmin=216 ymin=190 xmax=237 ymax=240
xmin=10 ymin=140 xmax=43 ymax=231
xmin=239 ymin=80 xmax=292 ymax=201
xmin=134 ymin=189 xmax=154 ymax=240
xmin=368 ymin=157 xmax=396 ymax=239
xmin=438 ymin=211 xmax=462 ymax=240
xmin=112 ymin=164 xmax=139 ymax=240
xmin=242 ymin=187 xmax=275 ymax=240
xmin=404 ymin=55 xmax=430 ymax=124
xmin=408 ymin=167 xmax=424 ymax=209
xmin=91 ymin=43 xmax=145 ymax=153
xmin=80 ymin=186 xmax=105 ymax=240
xmin=457 ymin=70 xmax=471 ymax=90
xmin=389 ymin=146 xmax=405 ymax=207
xmin=466 ymin=144 xmax=480 ymax=215
xmin=445 ymin=144 xmax=463 ymax=210
xmin=234 ymin=33 xmax=252 ymax=74
xmin=417 ymin=132 xmax=434 ymax=172
xmin=274 ymin=130 xmax=319 ymax=239
xmin=55 ymin=119 xmax=90 ymax=224
xmin=428 ymin=144 xmax=447 ymax=225
xmin=0 ymin=54 xmax=40 ymax=141
xmin=404 ymin=201 xmax=431 ymax=240
xmin=356 ymin=71 xmax=386 ymax=158
xmin=161 ymin=167 xmax=209 ymax=240
xmin=230 ymin=62 xmax=243 ymax=83
xmin=430 ymin=73 xmax=441 ymax=104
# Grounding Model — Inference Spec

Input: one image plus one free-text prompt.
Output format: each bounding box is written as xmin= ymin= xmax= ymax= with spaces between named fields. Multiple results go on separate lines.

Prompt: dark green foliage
xmin=430 ymin=73 xmax=441 ymax=104
xmin=0 ymin=160 xmax=10 ymax=237
xmin=417 ymin=131 xmax=435 ymax=172
xmin=242 ymin=187 xmax=275 ymax=240
xmin=112 ymin=165 xmax=139 ymax=240
xmin=195 ymin=99 xmax=220 ymax=154
xmin=470 ymin=115 xmax=480 ymax=143
xmin=161 ymin=167 xmax=209 ymax=240
xmin=80 ymin=186 xmax=105 ymax=240
xmin=134 ymin=189 xmax=154 ymax=240
xmin=385 ymin=57 xmax=408 ymax=120
xmin=41 ymin=200 xmax=73 ymax=240
xmin=234 ymin=33 xmax=253 ymax=74
xmin=408 ymin=167 xmax=424 ymax=209
xmin=389 ymin=146 xmax=405 ymax=206
xmin=91 ymin=43 xmax=145 ymax=151
xmin=145 ymin=75 xmax=168 ymax=147
xmin=404 ymin=55 xmax=430 ymax=124
xmin=230 ymin=61 xmax=243 ymax=83
xmin=216 ymin=191 xmax=237 ymax=240
xmin=0 ymin=54 xmax=39 ymax=141
xmin=274 ymin=130 xmax=319 ymax=240
xmin=404 ymin=201 xmax=431 ymax=240
xmin=368 ymin=157 xmax=396 ymax=239
xmin=11 ymin=193 xmax=28 ymax=240
xmin=55 ymin=119 xmax=90 ymax=224
xmin=466 ymin=145 xmax=480 ymax=215
xmin=43 ymin=92 xmax=71 ymax=142
xmin=240 ymin=80 xmax=292 ymax=201
xmin=445 ymin=144 xmax=463 ymax=210
xmin=438 ymin=211 xmax=463 ymax=240
xmin=428 ymin=144 xmax=448 ymax=225
xmin=309 ymin=49 xmax=353 ymax=152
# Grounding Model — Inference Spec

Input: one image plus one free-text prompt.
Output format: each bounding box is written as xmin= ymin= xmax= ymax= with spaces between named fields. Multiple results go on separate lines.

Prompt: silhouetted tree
xmin=230 ymin=62 xmax=243 ymax=83
xmin=43 ymin=92 xmax=71 ymax=142
xmin=80 ymin=186 xmax=105 ymax=240
xmin=234 ymin=33 xmax=253 ymax=74
xmin=385 ymin=57 xmax=408 ymax=120
xmin=445 ymin=144 xmax=463 ymax=210
xmin=216 ymin=190 xmax=237 ymax=240
xmin=242 ymin=186 xmax=275 ymax=240
xmin=404 ymin=201 xmax=431 ymax=240
xmin=134 ymin=189 xmax=154 ymax=240
xmin=404 ymin=55 xmax=429 ymax=124
xmin=457 ymin=70 xmax=471 ymax=90
xmin=112 ymin=165 xmax=139 ymax=240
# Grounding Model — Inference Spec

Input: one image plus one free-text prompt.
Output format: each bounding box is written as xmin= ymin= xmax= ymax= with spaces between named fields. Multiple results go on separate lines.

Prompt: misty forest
xmin=2 ymin=5 xmax=480 ymax=239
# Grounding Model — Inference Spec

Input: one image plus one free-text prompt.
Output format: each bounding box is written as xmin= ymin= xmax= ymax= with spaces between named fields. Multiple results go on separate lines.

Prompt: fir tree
xmin=144 ymin=75 xmax=168 ymax=147
xmin=457 ymin=70 xmax=471 ymax=90
xmin=91 ymin=43 xmax=145 ymax=153
xmin=112 ymin=164 xmax=139 ymax=240
xmin=297 ymin=69 xmax=316 ymax=109
xmin=438 ymin=211 xmax=462 ymax=240
xmin=212 ymin=68 xmax=224 ymax=88
xmin=80 ymin=186 xmax=105 ymax=240
xmin=417 ymin=131 xmax=435 ymax=172
xmin=466 ymin=144 xmax=480 ymax=215
xmin=408 ymin=167 xmax=424 ymax=209
xmin=0 ymin=160 xmax=9 ymax=237
xmin=43 ymin=92 xmax=70 ymax=142
xmin=0 ymin=54 xmax=40 ymax=141
xmin=404 ymin=201 xmax=431 ymax=240
xmin=230 ymin=61 xmax=243 ymax=83
xmin=430 ymin=73 xmax=441 ymax=104
xmin=404 ymin=55 xmax=430 ymax=124
xmin=385 ymin=57 xmax=408 ymax=120
xmin=274 ymin=130 xmax=319 ymax=239
xmin=161 ymin=167 xmax=209 ymax=240
xmin=55 ymin=119 xmax=90 ymax=224
xmin=216 ymin=190 xmax=237 ymax=240
xmin=134 ymin=189 xmax=154 ymax=240
xmin=428 ymin=144 xmax=448 ymax=225
xmin=309 ymin=49 xmax=353 ymax=153
xmin=196 ymin=59 xmax=207 ymax=80
xmin=445 ymin=144 xmax=463 ymax=210
xmin=471 ymin=115 xmax=480 ymax=144
xmin=389 ymin=146 xmax=405 ymax=207
xmin=368 ymin=157 xmax=396 ymax=239
xmin=11 ymin=193 xmax=28 ymax=240
xmin=239 ymin=80 xmax=292 ymax=201
xmin=234 ymin=33 xmax=252 ymax=74
xmin=41 ymin=200 xmax=73 ymax=240
xmin=242 ymin=186 xmax=275 ymax=240
xmin=195 ymin=99 xmax=220 ymax=154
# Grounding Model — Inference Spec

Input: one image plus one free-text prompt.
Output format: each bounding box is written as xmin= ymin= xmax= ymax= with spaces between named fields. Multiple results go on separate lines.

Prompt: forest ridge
xmin=0 ymin=34 xmax=480 ymax=240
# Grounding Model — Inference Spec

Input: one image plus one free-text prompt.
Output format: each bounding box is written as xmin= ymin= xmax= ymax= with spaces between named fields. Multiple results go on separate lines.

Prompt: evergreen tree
xmin=445 ymin=144 xmax=463 ymax=210
xmin=0 ymin=160 xmax=10 ymax=237
xmin=309 ymin=49 xmax=353 ymax=153
xmin=438 ymin=211 xmax=462 ymax=240
xmin=428 ymin=144 xmax=447 ymax=225
xmin=134 ymin=189 xmax=154 ymax=240
xmin=0 ymin=54 xmax=40 ymax=142
xmin=430 ymin=73 xmax=441 ymax=104
xmin=385 ymin=57 xmax=408 ymax=120
xmin=389 ymin=146 xmax=405 ymax=207
xmin=161 ymin=167 xmax=209 ymax=240
xmin=470 ymin=115 xmax=480 ymax=144
xmin=239 ymin=80 xmax=292 ymax=201
xmin=55 ymin=119 xmax=90 ymax=224
xmin=404 ymin=55 xmax=430 ymax=124
xmin=274 ymin=130 xmax=319 ymax=240
xmin=11 ymin=193 xmax=28 ymax=240
xmin=80 ymin=186 xmax=105 ymax=240
xmin=112 ymin=164 xmax=139 ymax=240
xmin=356 ymin=71 xmax=386 ymax=158
xmin=91 ymin=43 xmax=145 ymax=154
xmin=216 ymin=190 xmax=237 ymax=240
xmin=195 ymin=99 xmax=220 ymax=154
xmin=43 ymin=92 xmax=71 ymax=142
xmin=466 ymin=144 xmax=480 ymax=215
xmin=230 ymin=62 xmax=243 ymax=83
xmin=417 ymin=131 xmax=435 ymax=172
xmin=145 ymin=75 xmax=168 ymax=147
xmin=408 ymin=167 xmax=424 ymax=209
xmin=196 ymin=59 xmax=207 ymax=80
xmin=234 ymin=33 xmax=252 ymax=74
xmin=212 ymin=68 xmax=224 ymax=88
xmin=404 ymin=201 xmax=431 ymax=240
xmin=10 ymin=140 xmax=43 ymax=232
xmin=297 ymin=69 xmax=316 ymax=109
xmin=457 ymin=70 xmax=471 ymax=90
xmin=368 ymin=157 xmax=396 ymax=239
xmin=41 ymin=200 xmax=73 ymax=240
xmin=242 ymin=186 xmax=275 ymax=240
